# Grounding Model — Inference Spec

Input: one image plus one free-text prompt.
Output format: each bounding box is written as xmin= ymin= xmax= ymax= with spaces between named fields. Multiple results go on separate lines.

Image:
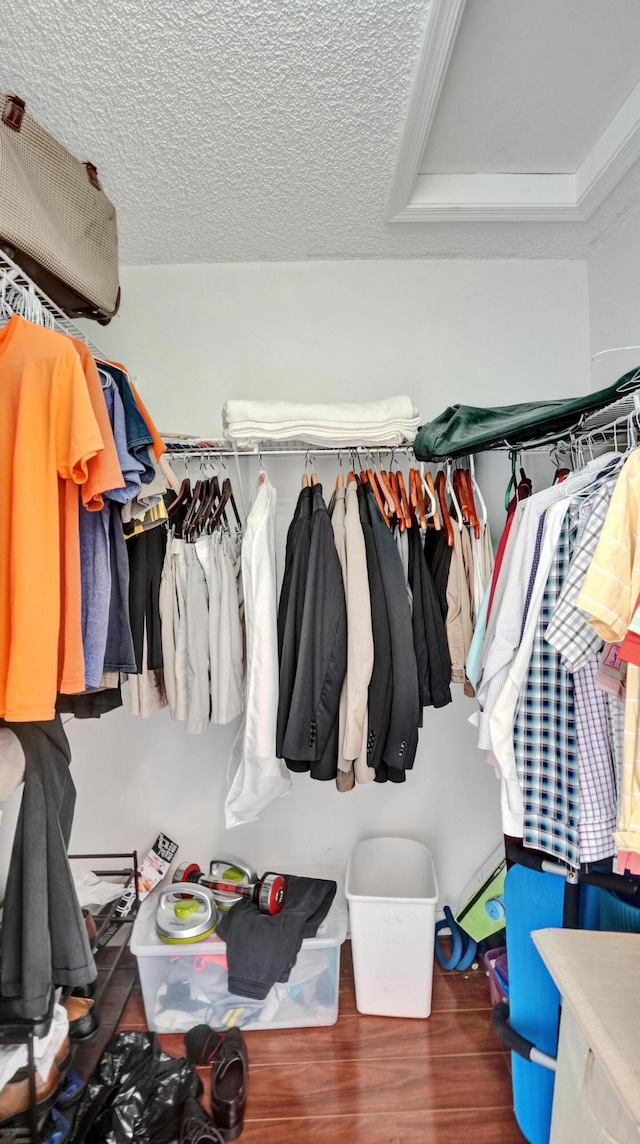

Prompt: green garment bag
xmin=413 ymin=367 xmax=640 ymax=461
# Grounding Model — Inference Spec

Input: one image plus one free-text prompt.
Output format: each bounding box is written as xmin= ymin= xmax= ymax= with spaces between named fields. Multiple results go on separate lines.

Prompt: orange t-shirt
xmin=0 ymin=315 xmax=103 ymax=720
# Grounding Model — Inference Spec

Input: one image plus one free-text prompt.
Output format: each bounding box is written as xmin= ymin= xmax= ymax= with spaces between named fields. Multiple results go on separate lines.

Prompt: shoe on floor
xmin=184 ymin=1024 xmax=226 ymax=1066
xmin=210 ymin=1027 xmax=248 ymax=1141
xmin=180 ymin=1096 xmax=226 ymax=1144
xmin=0 ymin=1061 xmax=61 ymax=1126
xmin=63 ymin=996 xmax=100 ymax=1043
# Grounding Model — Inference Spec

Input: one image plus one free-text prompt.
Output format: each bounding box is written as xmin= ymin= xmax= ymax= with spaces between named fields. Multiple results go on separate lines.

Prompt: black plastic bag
xmin=71 ymin=1031 xmax=199 ymax=1144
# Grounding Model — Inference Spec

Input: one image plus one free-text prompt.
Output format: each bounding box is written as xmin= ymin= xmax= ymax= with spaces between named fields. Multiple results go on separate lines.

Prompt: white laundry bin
xmin=345 ymin=837 xmax=439 ymax=1018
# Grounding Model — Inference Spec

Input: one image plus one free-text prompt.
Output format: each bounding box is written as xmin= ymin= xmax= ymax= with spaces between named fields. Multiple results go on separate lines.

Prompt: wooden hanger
xmin=388 ymin=471 xmax=405 ymax=531
xmin=377 ymin=469 xmax=397 ymax=523
xmin=410 ymin=469 xmax=427 ymax=529
xmin=168 ymin=477 xmax=192 ymax=518
xmin=435 ymin=471 xmax=454 ymax=547
xmin=365 ymin=469 xmax=390 ymax=527
xmin=183 ymin=479 xmax=204 ymax=540
xmin=396 ymin=471 xmax=412 ymax=529
xmin=209 ymin=478 xmax=234 ymax=532
xmin=461 ymin=469 xmax=480 ymax=538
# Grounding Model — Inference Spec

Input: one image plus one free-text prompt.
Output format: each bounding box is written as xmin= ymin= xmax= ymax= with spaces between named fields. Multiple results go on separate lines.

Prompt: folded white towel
xmin=223 ymin=396 xmax=419 ymax=428
xmin=222 ymin=397 xmax=420 ymax=446
xmin=228 ymin=429 xmax=415 ymax=447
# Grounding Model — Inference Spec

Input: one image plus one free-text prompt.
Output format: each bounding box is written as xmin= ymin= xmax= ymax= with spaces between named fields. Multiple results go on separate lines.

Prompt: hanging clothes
xmin=0 ymin=716 xmax=96 ymax=1019
xmin=407 ymin=519 xmax=452 ymax=710
xmin=226 ymin=475 xmax=291 ymax=827
xmin=330 ymin=480 xmax=375 ymax=791
xmin=279 ymin=484 xmax=347 ymax=780
xmin=276 ymin=486 xmax=312 ymax=757
xmin=445 ymin=524 xmax=474 ymax=689
xmin=0 ymin=316 xmax=104 ymax=721
xmin=367 ymin=488 xmax=420 ymax=774
xmin=576 ymin=448 xmax=640 ymax=862
xmin=356 ymin=483 xmax=394 ymax=781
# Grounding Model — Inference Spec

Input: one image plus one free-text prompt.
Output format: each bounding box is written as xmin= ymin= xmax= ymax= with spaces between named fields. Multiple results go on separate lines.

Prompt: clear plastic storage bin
xmin=346 ymin=837 xmax=439 ymax=1018
xmin=131 ymin=884 xmax=347 ymax=1033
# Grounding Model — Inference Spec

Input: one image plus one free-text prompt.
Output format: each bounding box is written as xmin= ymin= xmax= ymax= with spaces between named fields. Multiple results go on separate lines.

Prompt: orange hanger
xmin=461 ymin=468 xmax=480 ymax=538
xmin=397 ymin=471 xmax=412 ymax=529
xmin=427 ymin=472 xmax=442 ymax=531
xmin=410 ymin=470 xmax=427 ymax=529
xmin=301 ymin=473 xmax=309 ymax=488
xmin=435 ymin=471 xmax=454 ymax=547
xmin=453 ymin=469 xmax=475 ymax=534
xmin=388 ymin=471 xmax=405 ymax=531
xmin=377 ymin=470 xmax=398 ymax=521
xmin=367 ymin=469 xmax=390 ymax=527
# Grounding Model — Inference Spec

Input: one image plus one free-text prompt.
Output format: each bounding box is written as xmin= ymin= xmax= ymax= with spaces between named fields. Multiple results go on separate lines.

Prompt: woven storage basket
xmin=0 ymin=93 xmax=119 ymax=322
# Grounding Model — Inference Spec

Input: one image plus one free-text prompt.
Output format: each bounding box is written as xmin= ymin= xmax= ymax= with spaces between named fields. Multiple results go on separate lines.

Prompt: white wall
xmin=60 ymin=258 xmax=589 ymax=909
xmin=588 ymin=203 xmax=640 ymax=389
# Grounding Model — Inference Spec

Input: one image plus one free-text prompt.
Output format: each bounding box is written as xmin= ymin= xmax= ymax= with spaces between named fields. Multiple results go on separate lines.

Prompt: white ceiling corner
xmin=387 ymin=0 xmax=640 ymax=226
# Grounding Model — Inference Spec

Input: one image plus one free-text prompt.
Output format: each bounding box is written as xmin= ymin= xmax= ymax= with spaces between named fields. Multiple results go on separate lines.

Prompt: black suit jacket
xmin=356 ymin=484 xmax=397 ymax=781
xmin=276 ymin=486 xmax=312 ymax=757
xmin=408 ymin=517 xmax=452 ymax=709
xmin=368 ymin=490 xmax=420 ymax=772
xmin=280 ymin=484 xmax=347 ymax=780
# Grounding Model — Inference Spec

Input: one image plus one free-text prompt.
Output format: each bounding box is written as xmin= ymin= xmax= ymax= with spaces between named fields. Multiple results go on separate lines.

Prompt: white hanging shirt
xmin=225 ymin=476 xmax=291 ymax=827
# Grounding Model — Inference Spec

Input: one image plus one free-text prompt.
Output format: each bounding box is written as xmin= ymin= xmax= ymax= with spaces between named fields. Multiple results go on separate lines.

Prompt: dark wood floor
xmin=113 ymin=941 xmax=526 ymax=1144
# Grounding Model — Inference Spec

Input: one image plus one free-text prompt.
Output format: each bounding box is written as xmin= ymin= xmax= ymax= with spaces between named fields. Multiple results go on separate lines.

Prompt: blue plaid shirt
xmin=514 ymin=506 xmax=580 ymax=867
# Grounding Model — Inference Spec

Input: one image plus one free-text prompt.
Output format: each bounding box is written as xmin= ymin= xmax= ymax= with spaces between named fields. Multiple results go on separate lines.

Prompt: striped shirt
xmin=577 ymin=448 xmax=640 ymax=857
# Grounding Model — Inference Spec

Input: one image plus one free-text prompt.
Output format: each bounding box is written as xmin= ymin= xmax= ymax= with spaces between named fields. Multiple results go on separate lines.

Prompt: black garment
xmin=216 ymin=876 xmax=336 ymax=1000
xmin=103 ymin=505 xmax=137 ymax=674
xmin=425 ymin=528 xmax=452 ymax=623
xmin=356 ymin=484 xmax=395 ymax=782
xmin=56 ymin=684 xmax=123 ymax=719
xmin=0 ymin=717 xmax=96 ymax=1019
xmin=127 ymin=525 xmax=167 ymax=673
xmin=368 ymin=491 xmax=420 ymax=773
xmin=276 ymin=486 xmax=312 ymax=756
xmin=408 ymin=519 xmax=452 ymax=709
xmin=280 ymin=485 xmax=347 ymax=781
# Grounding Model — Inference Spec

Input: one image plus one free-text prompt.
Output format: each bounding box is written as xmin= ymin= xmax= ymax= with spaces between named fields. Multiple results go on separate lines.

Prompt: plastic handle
xmin=580 ymin=870 xmax=639 ymax=897
xmin=506 ymin=842 xmax=566 ymax=877
xmin=492 ymin=1002 xmax=556 ymax=1071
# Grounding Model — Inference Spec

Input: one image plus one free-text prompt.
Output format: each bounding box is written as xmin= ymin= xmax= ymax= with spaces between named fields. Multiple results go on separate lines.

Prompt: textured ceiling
xmin=2 ymin=0 xmax=640 ymax=263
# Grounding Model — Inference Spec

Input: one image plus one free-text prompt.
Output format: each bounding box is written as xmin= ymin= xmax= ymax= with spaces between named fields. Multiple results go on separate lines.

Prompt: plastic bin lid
xmin=131 ymin=881 xmax=348 ymax=958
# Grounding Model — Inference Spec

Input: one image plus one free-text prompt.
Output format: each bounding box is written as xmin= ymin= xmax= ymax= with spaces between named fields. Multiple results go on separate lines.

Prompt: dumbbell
xmin=174 ymin=863 xmax=286 ymax=915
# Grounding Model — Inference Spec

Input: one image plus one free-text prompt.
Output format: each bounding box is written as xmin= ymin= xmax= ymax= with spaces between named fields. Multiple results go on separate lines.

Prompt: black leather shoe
xmin=210 ymin=1028 xmax=248 ymax=1141
xmin=63 ymin=996 xmax=100 ymax=1043
xmin=180 ymin=1096 xmax=226 ymax=1144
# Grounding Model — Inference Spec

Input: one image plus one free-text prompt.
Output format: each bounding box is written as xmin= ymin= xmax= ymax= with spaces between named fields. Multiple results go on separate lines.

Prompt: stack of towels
xmin=222 ymin=397 xmax=421 ymax=447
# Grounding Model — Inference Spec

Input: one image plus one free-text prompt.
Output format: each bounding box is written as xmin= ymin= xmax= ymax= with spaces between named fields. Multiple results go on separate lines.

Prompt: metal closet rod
xmin=164 ymin=444 xmax=418 ymax=459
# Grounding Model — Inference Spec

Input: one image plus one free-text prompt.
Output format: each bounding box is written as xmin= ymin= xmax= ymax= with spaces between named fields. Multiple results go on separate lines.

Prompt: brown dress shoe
xmin=0 ymin=1062 xmax=60 ymax=1126
xmin=63 ymin=996 xmax=100 ymax=1043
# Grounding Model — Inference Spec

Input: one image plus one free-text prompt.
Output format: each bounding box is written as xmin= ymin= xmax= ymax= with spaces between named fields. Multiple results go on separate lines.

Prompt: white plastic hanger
xmin=419 ymin=461 xmax=438 ymax=521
